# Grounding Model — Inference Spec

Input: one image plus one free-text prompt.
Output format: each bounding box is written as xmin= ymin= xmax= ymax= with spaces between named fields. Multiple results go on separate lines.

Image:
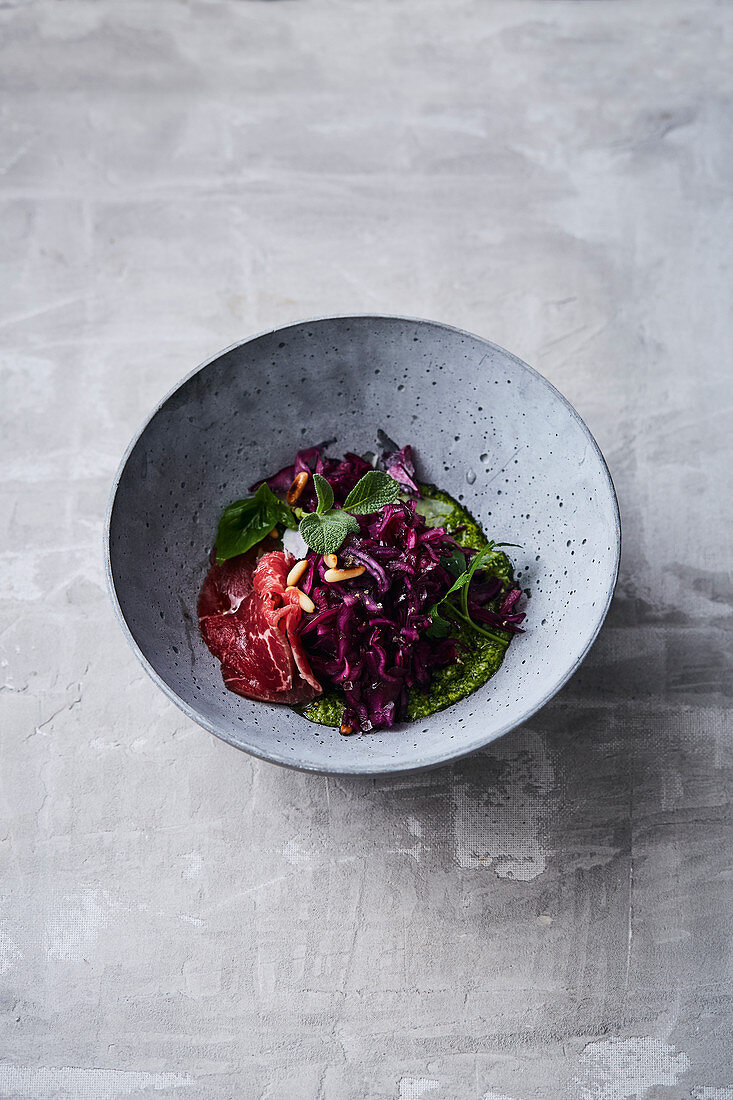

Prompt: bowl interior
xmin=107 ymin=316 xmax=619 ymax=773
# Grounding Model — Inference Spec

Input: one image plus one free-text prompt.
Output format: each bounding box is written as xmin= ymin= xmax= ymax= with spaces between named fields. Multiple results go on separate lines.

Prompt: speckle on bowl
xmin=105 ymin=315 xmax=620 ymax=775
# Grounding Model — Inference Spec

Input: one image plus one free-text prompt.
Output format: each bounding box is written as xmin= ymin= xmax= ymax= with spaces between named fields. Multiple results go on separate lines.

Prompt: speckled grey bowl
xmin=106 ymin=315 xmax=620 ymax=774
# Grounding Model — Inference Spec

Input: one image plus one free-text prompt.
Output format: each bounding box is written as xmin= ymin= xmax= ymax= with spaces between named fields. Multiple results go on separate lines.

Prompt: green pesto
xmin=298 ymin=484 xmax=515 ymax=729
xmin=414 ymin=483 xmax=486 ymax=550
xmin=406 ymin=627 xmax=508 ymax=720
xmin=300 ymin=690 xmax=345 ymax=727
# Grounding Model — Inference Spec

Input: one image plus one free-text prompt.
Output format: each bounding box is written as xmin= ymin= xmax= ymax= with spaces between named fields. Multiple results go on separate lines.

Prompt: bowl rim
xmin=104 ymin=313 xmax=621 ymax=775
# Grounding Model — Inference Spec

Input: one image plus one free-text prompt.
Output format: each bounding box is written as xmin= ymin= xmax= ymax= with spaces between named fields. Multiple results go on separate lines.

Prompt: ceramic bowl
xmin=105 ymin=315 xmax=620 ymax=774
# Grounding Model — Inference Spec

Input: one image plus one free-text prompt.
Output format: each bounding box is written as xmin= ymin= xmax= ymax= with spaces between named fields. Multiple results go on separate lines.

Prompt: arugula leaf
xmin=444 ymin=542 xmax=521 ymax=595
xmin=313 ymin=473 xmax=334 ymax=514
xmin=215 ymin=483 xmax=297 ymax=565
xmin=441 ymin=545 xmax=468 ymax=580
xmin=443 ymin=603 xmax=511 ymax=647
xmin=343 ymin=471 xmax=401 ymax=515
xmin=444 ymin=543 xmax=496 ymax=599
xmin=299 ymin=509 xmax=359 ymax=555
xmin=426 ymin=603 xmax=452 ymax=639
xmin=429 ymin=541 xmax=523 ymax=646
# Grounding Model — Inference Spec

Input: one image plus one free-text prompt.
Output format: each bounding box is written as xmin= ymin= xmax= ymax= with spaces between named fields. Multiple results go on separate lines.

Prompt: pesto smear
xmin=300 ymin=484 xmax=516 ymax=728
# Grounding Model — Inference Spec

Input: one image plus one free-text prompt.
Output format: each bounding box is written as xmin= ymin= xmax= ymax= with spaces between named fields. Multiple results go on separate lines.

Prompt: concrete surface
xmin=1 ymin=2 xmax=732 ymax=1097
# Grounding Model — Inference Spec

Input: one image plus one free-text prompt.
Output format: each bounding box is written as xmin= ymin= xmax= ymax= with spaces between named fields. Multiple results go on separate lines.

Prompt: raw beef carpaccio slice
xmin=198 ymin=549 xmax=321 ymax=705
xmin=197 ymin=548 xmax=258 ymax=620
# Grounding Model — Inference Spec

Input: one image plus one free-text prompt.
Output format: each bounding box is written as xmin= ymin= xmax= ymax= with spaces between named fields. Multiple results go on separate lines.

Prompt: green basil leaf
xmin=313 ymin=473 xmax=334 ymax=515
xmin=343 ymin=471 xmax=401 ymax=515
xmin=216 ymin=504 xmax=271 ymax=563
xmin=215 ymin=483 xmax=296 ymax=564
xmin=278 ymin=506 xmax=299 ymax=531
xmin=257 ymin=482 xmax=298 ymax=531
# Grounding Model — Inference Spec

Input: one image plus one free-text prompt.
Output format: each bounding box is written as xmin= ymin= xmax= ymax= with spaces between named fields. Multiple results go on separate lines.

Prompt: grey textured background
xmin=1 ymin=2 xmax=732 ymax=1098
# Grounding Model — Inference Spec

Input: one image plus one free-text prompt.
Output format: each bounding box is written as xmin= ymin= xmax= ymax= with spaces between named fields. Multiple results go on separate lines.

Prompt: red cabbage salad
xmin=197 ymin=438 xmax=526 ymax=734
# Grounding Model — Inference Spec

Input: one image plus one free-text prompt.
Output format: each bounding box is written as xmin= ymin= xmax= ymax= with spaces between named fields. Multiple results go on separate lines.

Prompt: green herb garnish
xmin=298 ymin=471 xmax=401 ymax=555
xmin=299 ymin=510 xmax=360 ymax=555
xmin=313 ymin=473 xmax=334 ymax=513
xmin=342 ymin=471 xmax=401 ymax=514
xmin=215 ymin=483 xmax=297 ymax=565
xmin=427 ymin=542 xmax=521 ymax=646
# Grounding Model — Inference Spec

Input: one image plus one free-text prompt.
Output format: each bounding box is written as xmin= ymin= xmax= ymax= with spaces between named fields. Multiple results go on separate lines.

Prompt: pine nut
xmin=268 ymin=527 xmax=279 ymax=539
xmin=324 ymin=554 xmax=338 ymax=569
xmin=286 ymin=559 xmax=308 ymax=587
xmin=340 ymin=722 xmax=355 ymax=735
xmin=324 ymin=566 xmax=366 ymax=583
xmin=295 ymin=588 xmax=315 ymax=613
xmin=286 ymin=471 xmax=309 ymax=505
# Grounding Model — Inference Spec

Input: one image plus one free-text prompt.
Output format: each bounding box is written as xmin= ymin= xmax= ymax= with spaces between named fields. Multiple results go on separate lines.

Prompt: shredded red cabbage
xmin=252 ymin=445 xmax=372 ymax=512
xmin=299 ymin=500 xmax=462 ymax=731
xmin=258 ymin=442 xmax=526 ymax=733
xmin=382 ymin=442 xmax=421 ymax=496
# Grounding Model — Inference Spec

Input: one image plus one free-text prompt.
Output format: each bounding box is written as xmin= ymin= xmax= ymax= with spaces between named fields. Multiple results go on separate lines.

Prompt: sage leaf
xmin=299 ymin=509 xmax=359 ymax=555
xmin=313 ymin=473 xmax=334 ymax=514
xmin=343 ymin=471 xmax=401 ymax=515
xmin=298 ymin=470 xmax=400 ymax=555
